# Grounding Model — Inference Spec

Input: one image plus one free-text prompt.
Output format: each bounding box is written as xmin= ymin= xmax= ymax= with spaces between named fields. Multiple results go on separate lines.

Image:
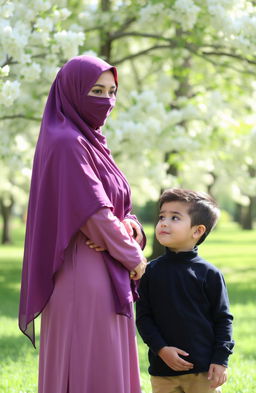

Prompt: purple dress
xmin=38 ymin=208 xmax=143 ymax=393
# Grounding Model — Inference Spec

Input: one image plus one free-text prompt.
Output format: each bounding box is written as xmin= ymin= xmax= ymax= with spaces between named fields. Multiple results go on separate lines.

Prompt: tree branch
xmin=113 ymin=44 xmax=172 ymax=65
xmin=0 ymin=114 xmax=41 ymax=122
xmin=110 ymin=31 xmax=173 ymax=42
xmin=83 ymin=26 xmax=103 ymax=33
xmin=112 ymin=17 xmax=137 ymax=36
xmin=110 ymin=30 xmax=256 ymax=68
xmin=192 ymin=50 xmax=256 ymax=75
xmin=1 ymin=56 xmax=16 ymax=68
xmin=200 ymin=50 xmax=256 ymax=66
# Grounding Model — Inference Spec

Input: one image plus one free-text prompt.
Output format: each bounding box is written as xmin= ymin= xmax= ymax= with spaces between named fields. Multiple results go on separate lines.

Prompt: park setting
xmin=1 ymin=1 xmax=256 ymax=392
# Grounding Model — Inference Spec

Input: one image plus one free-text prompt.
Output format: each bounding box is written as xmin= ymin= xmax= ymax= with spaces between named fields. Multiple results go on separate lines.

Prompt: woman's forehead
xmin=60 ymin=56 xmax=117 ymax=93
xmin=92 ymin=70 xmax=116 ymax=86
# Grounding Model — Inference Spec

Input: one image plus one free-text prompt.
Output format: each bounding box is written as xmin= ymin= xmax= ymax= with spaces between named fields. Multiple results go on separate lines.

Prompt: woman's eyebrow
xmin=92 ymin=83 xmax=116 ymax=88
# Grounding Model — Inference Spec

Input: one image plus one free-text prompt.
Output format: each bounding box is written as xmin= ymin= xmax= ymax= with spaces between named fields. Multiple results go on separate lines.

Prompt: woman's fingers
xmin=86 ymin=240 xmax=106 ymax=251
xmin=131 ymin=258 xmax=147 ymax=280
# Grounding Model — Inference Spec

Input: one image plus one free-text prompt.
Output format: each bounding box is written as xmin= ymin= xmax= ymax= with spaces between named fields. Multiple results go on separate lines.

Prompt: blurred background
xmin=0 ymin=1 xmax=256 ymax=392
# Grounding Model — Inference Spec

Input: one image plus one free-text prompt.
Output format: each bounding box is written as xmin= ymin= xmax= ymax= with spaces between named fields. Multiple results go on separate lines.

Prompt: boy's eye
xmin=172 ymin=215 xmax=179 ymax=221
xmin=158 ymin=215 xmax=165 ymax=221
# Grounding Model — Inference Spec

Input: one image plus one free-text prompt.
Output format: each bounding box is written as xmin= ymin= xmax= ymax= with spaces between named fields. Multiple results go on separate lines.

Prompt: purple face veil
xmin=19 ymin=56 xmax=139 ymax=346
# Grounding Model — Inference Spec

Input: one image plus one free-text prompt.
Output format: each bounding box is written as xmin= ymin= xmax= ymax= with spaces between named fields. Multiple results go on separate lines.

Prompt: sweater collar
xmin=165 ymin=246 xmax=198 ymax=262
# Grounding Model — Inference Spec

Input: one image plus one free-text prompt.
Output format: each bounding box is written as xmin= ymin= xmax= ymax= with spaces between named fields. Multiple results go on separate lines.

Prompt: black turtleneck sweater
xmin=136 ymin=248 xmax=234 ymax=377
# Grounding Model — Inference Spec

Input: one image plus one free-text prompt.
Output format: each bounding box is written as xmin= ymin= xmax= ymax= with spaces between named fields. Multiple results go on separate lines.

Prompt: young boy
xmin=136 ymin=188 xmax=234 ymax=393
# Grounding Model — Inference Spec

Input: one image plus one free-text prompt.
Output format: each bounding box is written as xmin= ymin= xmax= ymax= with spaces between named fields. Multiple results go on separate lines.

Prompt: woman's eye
xmin=92 ymin=89 xmax=102 ymax=95
xmin=109 ymin=90 xmax=116 ymax=96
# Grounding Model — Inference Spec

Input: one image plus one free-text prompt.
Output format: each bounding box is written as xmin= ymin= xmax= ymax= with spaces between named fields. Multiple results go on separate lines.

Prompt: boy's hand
xmin=158 ymin=346 xmax=194 ymax=372
xmin=208 ymin=363 xmax=227 ymax=388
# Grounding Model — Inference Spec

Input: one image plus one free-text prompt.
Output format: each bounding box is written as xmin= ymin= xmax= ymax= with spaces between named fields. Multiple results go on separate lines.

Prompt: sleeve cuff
xmin=211 ymin=346 xmax=234 ymax=367
xmin=150 ymin=338 xmax=167 ymax=355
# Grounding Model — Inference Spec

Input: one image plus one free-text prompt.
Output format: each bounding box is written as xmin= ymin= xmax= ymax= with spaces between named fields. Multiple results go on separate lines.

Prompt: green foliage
xmin=0 ymin=220 xmax=256 ymax=392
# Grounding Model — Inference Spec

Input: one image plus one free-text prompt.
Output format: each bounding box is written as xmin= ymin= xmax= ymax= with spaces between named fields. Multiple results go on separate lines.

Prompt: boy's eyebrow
xmin=159 ymin=209 xmax=184 ymax=216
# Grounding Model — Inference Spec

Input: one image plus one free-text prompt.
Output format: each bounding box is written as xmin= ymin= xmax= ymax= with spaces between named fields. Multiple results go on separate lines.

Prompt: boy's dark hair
xmin=159 ymin=188 xmax=220 ymax=245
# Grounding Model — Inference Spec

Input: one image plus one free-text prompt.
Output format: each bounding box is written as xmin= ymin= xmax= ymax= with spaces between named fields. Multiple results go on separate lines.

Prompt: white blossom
xmin=167 ymin=110 xmax=183 ymax=125
xmin=42 ymin=65 xmax=59 ymax=82
xmin=31 ymin=0 xmax=51 ymax=12
xmin=53 ymin=8 xmax=71 ymax=21
xmin=54 ymin=30 xmax=85 ymax=58
xmin=19 ymin=53 xmax=32 ymax=65
xmin=172 ymin=0 xmax=201 ymax=30
xmin=139 ymin=3 xmax=165 ymax=25
xmin=137 ymin=3 xmax=169 ymax=33
xmin=1 ymin=23 xmax=29 ymax=61
xmin=82 ymin=50 xmax=97 ymax=57
xmin=31 ymin=30 xmax=50 ymax=47
xmin=15 ymin=135 xmax=29 ymax=151
xmin=1 ymin=3 xmax=15 ymax=18
xmin=0 ymin=80 xmax=20 ymax=107
xmin=20 ymin=62 xmax=42 ymax=82
xmin=0 ymin=65 xmax=10 ymax=77
xmin=35 ymin=17 xmax=54 ymax=33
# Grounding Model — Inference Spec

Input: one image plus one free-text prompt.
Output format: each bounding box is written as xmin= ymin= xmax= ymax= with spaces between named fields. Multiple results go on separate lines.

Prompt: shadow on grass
xmin=0 ymin=333 xmax=39 ymax=364
xmin=224 ymin=266 xmax=256 ymax=305
xmin=228 ymin=280 xmax=256 ymax=305
xmin=207 ymin=239 xmax=256 ymax=245
xmin=0 ymin=262 xmax=21 ymax=318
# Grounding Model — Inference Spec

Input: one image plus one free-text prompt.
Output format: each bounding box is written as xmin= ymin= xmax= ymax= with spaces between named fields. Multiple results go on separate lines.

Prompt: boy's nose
xmin=161 ymin=219 xmax=168 ymax=227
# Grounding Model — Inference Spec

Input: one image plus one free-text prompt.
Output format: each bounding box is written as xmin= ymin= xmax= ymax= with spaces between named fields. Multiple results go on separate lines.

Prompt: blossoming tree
xmin=1 ymin=0 xmax=256 ymax=242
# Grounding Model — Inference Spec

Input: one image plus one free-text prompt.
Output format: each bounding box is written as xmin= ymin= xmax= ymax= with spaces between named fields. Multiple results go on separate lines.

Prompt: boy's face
xmin=155 ymin=201 xmax=204 ymax=252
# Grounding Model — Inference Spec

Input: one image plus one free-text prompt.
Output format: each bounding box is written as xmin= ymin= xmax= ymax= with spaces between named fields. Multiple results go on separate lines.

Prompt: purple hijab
xmin=19 ymin=56 xmax=139 ymax=346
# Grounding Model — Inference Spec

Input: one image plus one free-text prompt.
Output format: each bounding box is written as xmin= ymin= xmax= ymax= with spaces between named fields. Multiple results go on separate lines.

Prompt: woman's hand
xmin=130 ymin=257 xmax=147 ymax=280
xmin=86 ymin=239 xmax=106 ymax=251
xmin=122 ymin=218 xmax=143 ymax=244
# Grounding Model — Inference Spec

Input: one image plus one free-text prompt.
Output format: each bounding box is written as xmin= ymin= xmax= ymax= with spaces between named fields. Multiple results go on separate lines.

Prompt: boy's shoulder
xmin=146 ymin=253 xmax=166 ymax=271
xmin=197 ymin=255 xmax=221 ymax=272
xmin=146 ymin=252 xmax=222 ymax=275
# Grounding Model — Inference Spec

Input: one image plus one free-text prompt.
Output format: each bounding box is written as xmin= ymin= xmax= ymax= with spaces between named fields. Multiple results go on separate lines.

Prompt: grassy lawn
xmin=0 ymin=217 xmax=256 ymax=392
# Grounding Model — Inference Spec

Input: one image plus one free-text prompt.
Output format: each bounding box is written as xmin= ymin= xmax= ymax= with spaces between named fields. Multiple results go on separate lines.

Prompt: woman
xmin=19 ymin=55 xmax=147 ymax=393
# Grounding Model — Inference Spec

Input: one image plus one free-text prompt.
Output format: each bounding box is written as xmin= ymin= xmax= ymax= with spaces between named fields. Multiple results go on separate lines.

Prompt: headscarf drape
xmin=19 ymin=56 xmax=138 ymax=346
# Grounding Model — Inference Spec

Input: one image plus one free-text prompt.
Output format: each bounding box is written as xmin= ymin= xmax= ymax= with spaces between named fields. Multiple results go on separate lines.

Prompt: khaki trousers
xmin=151 ymin=373 xmax=222 ymax=393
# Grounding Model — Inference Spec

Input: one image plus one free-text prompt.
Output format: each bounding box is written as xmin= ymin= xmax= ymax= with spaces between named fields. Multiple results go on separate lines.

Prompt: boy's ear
xmin=192 ymin=225 xmax=206 ymax=240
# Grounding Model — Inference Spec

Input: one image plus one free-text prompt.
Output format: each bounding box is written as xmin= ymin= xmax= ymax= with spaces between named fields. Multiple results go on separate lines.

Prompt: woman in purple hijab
xmin=19 ymin=55 xmax=147 ymax=393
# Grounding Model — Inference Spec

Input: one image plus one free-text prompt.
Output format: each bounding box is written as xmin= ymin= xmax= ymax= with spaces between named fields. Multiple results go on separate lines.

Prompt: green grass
xmin=0 ymin=218 xmax=256 ymax=392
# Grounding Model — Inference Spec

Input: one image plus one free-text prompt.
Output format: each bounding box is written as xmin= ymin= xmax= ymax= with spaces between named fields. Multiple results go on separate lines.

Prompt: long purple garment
xmin=19 ymin=56 xmax=143 ymax=347
xmin=39 ymin=208 xmax=143 ymax=393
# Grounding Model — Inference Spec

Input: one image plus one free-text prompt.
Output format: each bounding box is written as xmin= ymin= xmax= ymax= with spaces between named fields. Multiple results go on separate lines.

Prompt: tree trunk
xmin=206 ymin=172 xmax=217 ymax=198
xmin=150 ymin=42 xmax=192 ymax=259
xmin=0 ymin=195 xmax=14 ymax=244
xmin=150 ymin=151 xmax=180 ymax=259
xmin=241 ymin=196 xmax=255 ymax=230
xmin=99 ymin=0 xmax=112 ymax=62
xmin=150 ymin=197 xmax=165 ymax=259
xmin=233 ymin=203 xmax=242 ymax=224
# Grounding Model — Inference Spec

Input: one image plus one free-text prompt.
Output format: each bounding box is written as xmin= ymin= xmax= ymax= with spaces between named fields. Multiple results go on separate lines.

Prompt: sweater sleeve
xmin=205 ymin=269 xmax=235 ymax=366
xmin=80 ymin=207 xmax=144 ymax=271
xmin=124 ymin=213 xmax=147 ymax=250
xmin=136 ymin=267 xmax=167 ymax=354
